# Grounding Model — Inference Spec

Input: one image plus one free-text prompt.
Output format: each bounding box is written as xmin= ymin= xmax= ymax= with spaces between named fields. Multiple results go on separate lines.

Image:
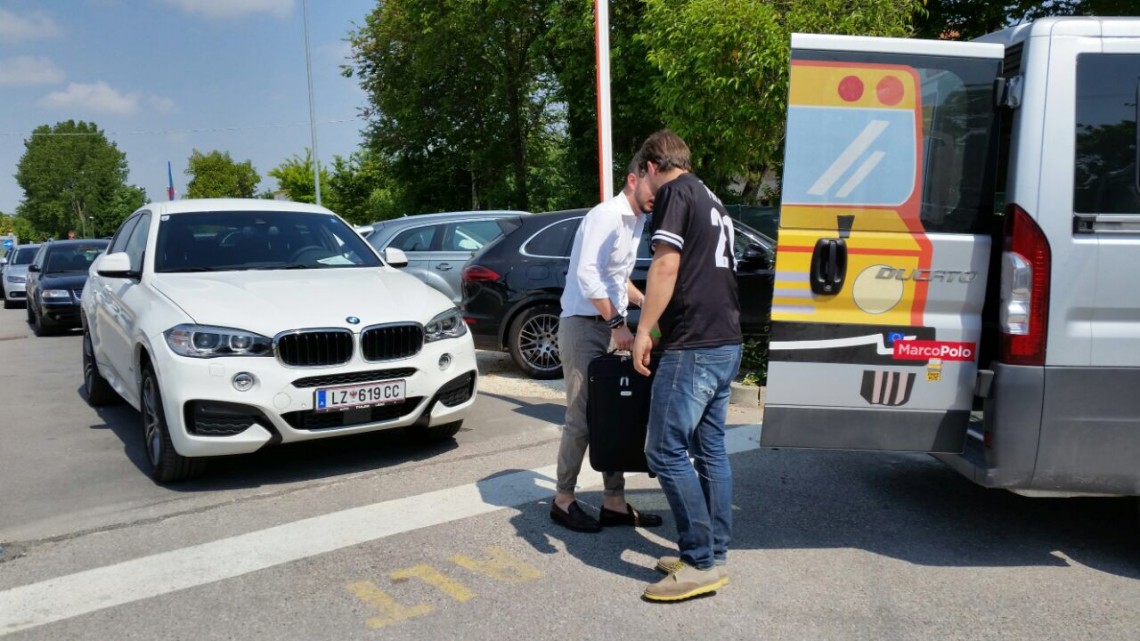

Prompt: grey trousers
xmin=556 ymin=315 xmax=625 ymax=496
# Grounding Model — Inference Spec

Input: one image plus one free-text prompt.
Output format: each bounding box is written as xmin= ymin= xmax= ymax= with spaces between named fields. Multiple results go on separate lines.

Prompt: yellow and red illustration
xmin=773 ymin=60 xmax=932 ymax=329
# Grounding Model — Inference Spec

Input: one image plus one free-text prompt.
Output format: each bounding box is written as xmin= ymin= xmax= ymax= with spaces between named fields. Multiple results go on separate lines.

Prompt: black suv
xmin=25 ymin=239 xmax=109 ymax=335
xmin=461 ymin=209 xmax=774 ymax=378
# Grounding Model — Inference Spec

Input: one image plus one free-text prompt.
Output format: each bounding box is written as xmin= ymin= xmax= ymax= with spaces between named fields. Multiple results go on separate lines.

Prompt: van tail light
xmin=999 ymin=204 xmax=1050 ymax=366
xmin=462 ymin=265 xmax=501 ymax=283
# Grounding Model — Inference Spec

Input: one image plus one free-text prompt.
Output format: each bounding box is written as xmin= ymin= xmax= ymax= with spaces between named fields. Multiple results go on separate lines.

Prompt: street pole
xmin=302 ymin=0 xmax=322 ymax=206
xmin=595 ymin=0 xmax=613 ymax=201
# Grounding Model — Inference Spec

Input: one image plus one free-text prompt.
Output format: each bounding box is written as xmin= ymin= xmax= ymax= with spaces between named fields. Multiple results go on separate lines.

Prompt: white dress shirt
xmin=560 ymin=191 xmax=645 ymax=319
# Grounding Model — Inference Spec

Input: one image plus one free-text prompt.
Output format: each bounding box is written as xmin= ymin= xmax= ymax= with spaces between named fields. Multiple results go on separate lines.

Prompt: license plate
xmin=314 ymin=380 xmax=406 ymax=412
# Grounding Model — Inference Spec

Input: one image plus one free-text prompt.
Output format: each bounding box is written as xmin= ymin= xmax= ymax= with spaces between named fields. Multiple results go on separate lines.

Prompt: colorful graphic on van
xmin=772 ymin=60 xmax=933 ymax=331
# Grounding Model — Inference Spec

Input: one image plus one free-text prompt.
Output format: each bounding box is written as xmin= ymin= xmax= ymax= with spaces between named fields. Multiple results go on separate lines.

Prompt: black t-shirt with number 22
xmin=649 ymin=172 xmax=743 ymax=350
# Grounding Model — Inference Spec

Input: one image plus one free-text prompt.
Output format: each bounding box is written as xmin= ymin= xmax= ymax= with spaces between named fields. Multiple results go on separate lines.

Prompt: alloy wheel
xmin=517 ymin=312 xmax=561 ymax=374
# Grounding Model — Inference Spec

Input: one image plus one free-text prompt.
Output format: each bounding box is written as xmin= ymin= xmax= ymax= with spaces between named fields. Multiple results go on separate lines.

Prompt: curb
xmin=729 ymin=381 xmax=760 ymax=408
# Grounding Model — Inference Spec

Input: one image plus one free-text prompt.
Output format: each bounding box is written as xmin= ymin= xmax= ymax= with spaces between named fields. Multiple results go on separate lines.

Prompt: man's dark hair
xmin=636 ymin=130 xmax=692 ymax=174
xmin=627 ymin=153 xmax=643 ymax=177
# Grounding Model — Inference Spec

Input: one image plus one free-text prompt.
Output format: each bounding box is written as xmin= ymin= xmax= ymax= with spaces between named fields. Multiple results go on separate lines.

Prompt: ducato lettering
xmin=892 ymin=340 xmax=976 ymax=362
xmin=875 ymin=267 xmax=978 ymax=283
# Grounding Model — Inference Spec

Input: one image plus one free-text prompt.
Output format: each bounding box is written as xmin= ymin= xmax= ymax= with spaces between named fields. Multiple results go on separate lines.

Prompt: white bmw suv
xmin=82 ymin=199 xmax=478 ymax=482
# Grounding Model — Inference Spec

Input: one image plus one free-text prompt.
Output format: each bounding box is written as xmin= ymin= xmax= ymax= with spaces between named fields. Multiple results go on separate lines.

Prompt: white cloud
xmin=0 ymin=8 xmax=61 ymax=43
xmin=0 ymin=55 xmax=65 ymax=85
xmin=38 ymin=81 xmax=140 ymax=116
xmin=161 ymin=0 xmax=293 ymax=20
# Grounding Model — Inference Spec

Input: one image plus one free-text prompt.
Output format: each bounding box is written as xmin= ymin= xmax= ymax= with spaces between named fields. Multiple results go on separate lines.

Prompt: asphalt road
xmin=0 ymin=305 xmax=1138 ymax=641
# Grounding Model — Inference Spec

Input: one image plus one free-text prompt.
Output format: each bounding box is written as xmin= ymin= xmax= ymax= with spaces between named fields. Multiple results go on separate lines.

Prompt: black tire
xmin=1 ymin=286 xmax=12 ymax=309
xmin=31 ymin=303 xmax=56 ymax=336
xmin=404 ymin=420 xmax=463 ymax=443
xmin=25 ymin=303 xmax=34 ymax=324
xmin=507 ymin=303 xmax=563 ymax=380
xmin=141 ymin=365 xmax=204 ymax=483
xmin=83 ymin=329 xmax=120 ymax=406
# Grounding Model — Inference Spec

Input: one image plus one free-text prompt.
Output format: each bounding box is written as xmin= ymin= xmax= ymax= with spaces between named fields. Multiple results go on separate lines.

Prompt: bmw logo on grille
xmin=346 ymin=316 xmax=361 ymax=325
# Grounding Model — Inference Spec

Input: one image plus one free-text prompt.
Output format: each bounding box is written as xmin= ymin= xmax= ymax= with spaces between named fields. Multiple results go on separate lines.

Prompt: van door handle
xmin=435 ymin=263 xmax=452 ymax=271
xmin=810 ymin=238 xmax=847 ymax=295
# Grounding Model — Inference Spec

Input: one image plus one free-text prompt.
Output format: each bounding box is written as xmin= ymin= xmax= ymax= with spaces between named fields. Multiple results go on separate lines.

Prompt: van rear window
xmin=1074 ymin=54 xmax=1140 ymax=215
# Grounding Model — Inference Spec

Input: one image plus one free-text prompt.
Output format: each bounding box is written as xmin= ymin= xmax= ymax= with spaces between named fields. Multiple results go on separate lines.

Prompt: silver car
xmin=365 ymin=211 xmax=528 ymax=304
xmin=1 ymin=243 xmax=41 ymax=309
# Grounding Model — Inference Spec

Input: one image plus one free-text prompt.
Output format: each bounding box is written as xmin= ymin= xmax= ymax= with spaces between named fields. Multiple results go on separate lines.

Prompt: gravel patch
xmin=476 ymin=350 xmax=566 ymax=400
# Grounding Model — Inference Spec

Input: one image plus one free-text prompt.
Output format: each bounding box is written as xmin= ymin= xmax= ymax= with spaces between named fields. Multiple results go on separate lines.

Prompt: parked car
xmin=1 ymin=243 xmax=41 ymax=309
xmin=461 ymin=209 xmax=775 ymax=378
xmin=25 ymin=239 xmax=109 ymax=335
xmin=364 ymin=211 xmax=528 ymax=304
xmin=82 ymin=199 xmax=478 ymax=483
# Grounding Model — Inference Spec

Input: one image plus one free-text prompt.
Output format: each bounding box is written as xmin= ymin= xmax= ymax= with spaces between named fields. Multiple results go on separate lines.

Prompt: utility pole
xmin=302 ymin=0 xmax=322 ymax=206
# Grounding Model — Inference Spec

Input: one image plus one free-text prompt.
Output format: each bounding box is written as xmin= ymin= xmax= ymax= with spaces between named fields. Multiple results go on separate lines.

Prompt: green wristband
xmin=650 ymin=328 xmax=662 ymax=339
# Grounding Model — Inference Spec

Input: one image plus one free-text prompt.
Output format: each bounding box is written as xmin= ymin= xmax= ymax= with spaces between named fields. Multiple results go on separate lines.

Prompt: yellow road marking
xmin=346 ymin=580 xmax=432 ymax=629
xmin=450 ymin=546 xmax=544 ymax=584
xmin=391 ymin=564 xmax=476 ymax=602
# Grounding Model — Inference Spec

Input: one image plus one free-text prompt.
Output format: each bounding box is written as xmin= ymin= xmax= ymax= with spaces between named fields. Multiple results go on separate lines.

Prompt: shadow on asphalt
xmin=729 ymin=448 xmax=1140 ymax=579
xmin=478 ymin=450 xmax=1140 ymax=583
xmin=82 ymin=386 xmax=461 ymax=492
xmin=476 ymin=391 xmax=565 ymax=424
xmin=475 ymin=469 xmax=672 ymax=583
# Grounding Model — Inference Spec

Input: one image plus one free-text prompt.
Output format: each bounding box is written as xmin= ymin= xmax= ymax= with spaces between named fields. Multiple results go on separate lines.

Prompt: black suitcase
xmin=587 ymin=353 xmax=655 ymax=474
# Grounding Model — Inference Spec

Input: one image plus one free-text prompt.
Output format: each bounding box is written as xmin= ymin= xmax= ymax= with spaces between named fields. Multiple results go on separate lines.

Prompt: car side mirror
xmin=27 ymin=264 xmax=40 ymax=273
xmin=741 ymin=246 xmax=771 ymax=269
xmin=96 ymin=252 xmax=137 ymax=278
xmin=383 ymin=247 xmax=409 ymax=268
xmin=0 ymin=257 xmax=7 ymax=266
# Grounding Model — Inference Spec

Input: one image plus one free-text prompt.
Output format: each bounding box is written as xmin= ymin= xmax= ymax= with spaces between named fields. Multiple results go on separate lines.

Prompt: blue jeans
xmin=645 ymin=344 xmax=742 ymax=570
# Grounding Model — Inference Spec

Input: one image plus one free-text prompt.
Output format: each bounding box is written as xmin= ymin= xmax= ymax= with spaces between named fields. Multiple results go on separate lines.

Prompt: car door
xmin=383 ymin=223 xmax=440 ymax=287
xmin=25 ymin=245 xmax=47 ymax=315
xmin=431 ymin=219 xmax=508 ymax=303
xmin=761 ymin=34 xmax=1004 ymax=453
xmin=733 ymin=227 xmax=775 ymax=336
xmin=96 ymin=213 xmax=148 ymax=392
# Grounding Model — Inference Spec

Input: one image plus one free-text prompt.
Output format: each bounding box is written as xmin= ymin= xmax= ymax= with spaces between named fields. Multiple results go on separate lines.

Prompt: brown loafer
xmin=599 ymin=504 xmax=663 ymax=528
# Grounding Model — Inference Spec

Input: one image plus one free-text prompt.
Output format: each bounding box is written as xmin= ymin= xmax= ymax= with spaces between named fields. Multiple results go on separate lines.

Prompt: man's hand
xmin=611 ymin=325 xmax=634 ymax=351
xmin=633 ymin=331 xmax=654 ymax=376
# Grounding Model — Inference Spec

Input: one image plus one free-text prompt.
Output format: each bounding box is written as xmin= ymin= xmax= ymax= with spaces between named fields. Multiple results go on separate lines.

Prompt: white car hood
xmin=150 ymin=268 xmax=452 ymax=335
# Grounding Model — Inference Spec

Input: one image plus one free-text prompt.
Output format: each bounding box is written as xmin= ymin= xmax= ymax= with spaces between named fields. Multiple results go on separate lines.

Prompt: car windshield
xmin=11 ymin=247 xmax=38 ymax=265
xmin=44 ymin=244 xmax=106 ymax=274
xmin=154 ymin=211 xmax=383 ymax=273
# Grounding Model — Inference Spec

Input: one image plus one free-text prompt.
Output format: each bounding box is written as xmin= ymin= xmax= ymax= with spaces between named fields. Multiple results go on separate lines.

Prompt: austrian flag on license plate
xmin=315 ymin=380 xmax=406 ymax=412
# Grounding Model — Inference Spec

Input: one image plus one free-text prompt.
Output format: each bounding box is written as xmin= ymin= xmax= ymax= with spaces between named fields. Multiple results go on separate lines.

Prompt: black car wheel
xmin=508 ymin=303 xmax=563 ymax=379
xmin=141 ymin=364 xmax=204 ymax=483
xmin=30 ymin=301 xmax=56 ymax=336
xmin=83 ymin=328 xmax=120 ymax=406
xmin=1 ymin=286 xmax=12 ymax=310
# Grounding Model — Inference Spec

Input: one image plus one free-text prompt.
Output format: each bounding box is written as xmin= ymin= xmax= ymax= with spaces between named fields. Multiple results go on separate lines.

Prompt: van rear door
xmin=761 ymin=34 xmax=1004 ymax=452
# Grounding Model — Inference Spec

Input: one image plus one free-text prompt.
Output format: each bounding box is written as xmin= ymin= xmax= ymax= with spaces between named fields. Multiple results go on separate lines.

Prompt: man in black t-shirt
xmin=632 ymin=130 xmax=743 ymax=602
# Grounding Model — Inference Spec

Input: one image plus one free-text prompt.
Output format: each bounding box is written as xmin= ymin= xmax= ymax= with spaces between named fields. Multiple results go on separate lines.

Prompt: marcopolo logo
xmin=893 ymin=340 xmax=976 ymax=362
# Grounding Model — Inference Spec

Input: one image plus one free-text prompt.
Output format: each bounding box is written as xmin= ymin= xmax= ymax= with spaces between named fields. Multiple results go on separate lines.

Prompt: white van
xmin=762 ymin=17 xmax=1140 ymax=496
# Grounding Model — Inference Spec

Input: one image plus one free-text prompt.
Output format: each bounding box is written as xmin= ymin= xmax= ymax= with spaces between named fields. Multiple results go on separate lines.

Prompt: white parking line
xmin=0 ymin=425 xmax=762 ymax=635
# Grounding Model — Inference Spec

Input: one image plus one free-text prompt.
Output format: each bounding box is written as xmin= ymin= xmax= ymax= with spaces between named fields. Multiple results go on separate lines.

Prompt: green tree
xmin=544 ymin=0 xmax=665 ymax=205
xmin=268 ymin=149 xmax=330 ymax=205
xmin=184 ymin=149 xmax=261 ymax=198
xmin=638 ymin=0 xmax=921 ymax=200
xmin=98 ymin=184 xmax=147 ymax=237
xmin=326 ymin=149 xmax=407 ymax=224
xmin=915 ymin=0 xmax=1139 ymax=41
xmin=15 ymin=120 xmax=140 ymax=238
xmin=347 ymin=0 xmax=559 ymax=212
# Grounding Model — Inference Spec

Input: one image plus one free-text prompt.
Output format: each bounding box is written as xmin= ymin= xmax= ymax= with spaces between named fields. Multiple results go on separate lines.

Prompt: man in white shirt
xmin=551 ymin=156 xmax=663 ymax=533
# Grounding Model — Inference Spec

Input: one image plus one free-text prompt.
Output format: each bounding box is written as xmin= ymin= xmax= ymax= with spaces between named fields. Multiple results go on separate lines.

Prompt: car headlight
xmin=164 ymin=324 xmax=273 ymax=358
xmin=42 ymin=289 xmax=71 ymax=300
xmin=424 ymin=308 xmax=468 ymax=343
xmin=6 ymin=275 xmax=25 ymax=284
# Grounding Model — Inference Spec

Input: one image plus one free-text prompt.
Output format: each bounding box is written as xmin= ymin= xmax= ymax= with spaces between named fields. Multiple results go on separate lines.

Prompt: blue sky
xmin=0 ymin=0 xmax=377 ymax=214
